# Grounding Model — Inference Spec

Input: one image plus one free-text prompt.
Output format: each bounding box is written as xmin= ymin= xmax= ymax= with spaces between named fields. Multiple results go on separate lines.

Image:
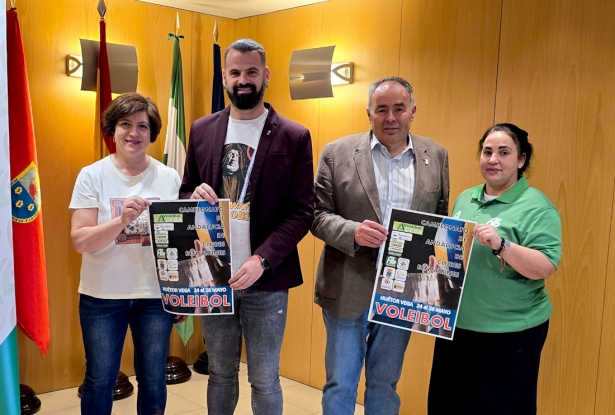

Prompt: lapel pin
xmin=267 ymin=130 xmax=271 ymax=136
xmin=425 ymin=159 xmax=429 ymax=165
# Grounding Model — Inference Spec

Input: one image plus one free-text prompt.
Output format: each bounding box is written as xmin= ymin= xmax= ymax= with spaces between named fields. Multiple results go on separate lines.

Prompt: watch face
xmin=261 ymin=257 xmax=270 ymax=270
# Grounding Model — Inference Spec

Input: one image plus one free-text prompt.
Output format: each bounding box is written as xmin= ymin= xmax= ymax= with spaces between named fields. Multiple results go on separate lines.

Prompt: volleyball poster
xmin=147 ymin=200 xmax=233 ymax=315
xmin=368 ymin=209 xmax=476 ymax=339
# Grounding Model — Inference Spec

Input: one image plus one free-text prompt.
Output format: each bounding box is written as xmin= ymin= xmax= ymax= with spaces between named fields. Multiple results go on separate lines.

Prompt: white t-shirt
xmin=220 ymin=110 xmax=267 ymax=275
xmin=69 ymin=156 xmax=180 ymax=299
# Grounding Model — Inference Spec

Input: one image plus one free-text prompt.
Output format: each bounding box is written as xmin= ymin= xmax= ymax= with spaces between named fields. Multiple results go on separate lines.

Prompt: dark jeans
xmin=200 ymin=287 xmax=288 ymax=415
xmin=428 ymin=320 xmax=549 ymax=415
xmin=79 ymin=294 xmax=174 ymax=415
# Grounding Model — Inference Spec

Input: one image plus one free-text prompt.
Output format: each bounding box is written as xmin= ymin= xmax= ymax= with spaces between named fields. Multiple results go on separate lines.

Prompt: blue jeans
xmin=200 ymin=287 xmax=288 ymax=415
xmin=79 ymin=294 xmax=174 ymax=415
xmin=322 ymin=309 xmax=411 ymax=415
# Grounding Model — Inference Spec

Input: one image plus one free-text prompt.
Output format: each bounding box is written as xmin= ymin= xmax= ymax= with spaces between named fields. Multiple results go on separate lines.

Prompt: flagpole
xmin=96 ymin=0 xmax=115 ymax=157
xmin=163 ymin=14 xmax=192 ymax=385
xmin=98 ymin=2 xmax=105 ymax=160
xmin=210 ymin=22 xmax=225 ymax=116
xmin=162 ymin=14 xmax=187 ymax=177
xmin=97 ymin=0 xmax=106 ymax=18
xmin=193 ymin=21 xmax=225 ymax=375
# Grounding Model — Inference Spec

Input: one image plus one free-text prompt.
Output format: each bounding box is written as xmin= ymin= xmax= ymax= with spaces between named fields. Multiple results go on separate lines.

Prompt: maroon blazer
xmin=180 ymin=103 xmax=314 ymax=291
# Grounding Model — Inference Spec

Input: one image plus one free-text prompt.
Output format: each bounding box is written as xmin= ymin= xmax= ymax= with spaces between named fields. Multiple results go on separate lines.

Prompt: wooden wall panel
xmin=318 ymin=0 xmax=404 ymax=155
xmin=256 ymin=4 xmax=323 ymax=385
xmin=235 ymin=17 xmax=258 ymax=40
xmin=597 ymin=199 xmax=615 ymax=413
xmin=399 ymin=0 xmax=501 ymax=200
xmin=495 ymin=0 xmax=615 ymax=414
xmin=396 ymin=2 xmax=502 ymax=412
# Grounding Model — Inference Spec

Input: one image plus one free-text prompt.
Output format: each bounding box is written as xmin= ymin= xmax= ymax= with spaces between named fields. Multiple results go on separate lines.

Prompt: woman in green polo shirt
xmin=428 ymin=123 xmax=562 ymax=415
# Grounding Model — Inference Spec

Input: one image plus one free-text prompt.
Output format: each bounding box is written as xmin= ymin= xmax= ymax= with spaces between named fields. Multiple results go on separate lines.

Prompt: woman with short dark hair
xmin=428 ymin=123 xmax=562 ymax=415
xmin=70 ymin=92 xmax=181 ymax=415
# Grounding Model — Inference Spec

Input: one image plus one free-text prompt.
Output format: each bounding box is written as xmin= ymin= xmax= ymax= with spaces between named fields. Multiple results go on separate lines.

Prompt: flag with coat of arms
xmin=7 ymin=6 xmax=50 ymax=358
xmin=1 ymin=8 xmax=50 ymax=415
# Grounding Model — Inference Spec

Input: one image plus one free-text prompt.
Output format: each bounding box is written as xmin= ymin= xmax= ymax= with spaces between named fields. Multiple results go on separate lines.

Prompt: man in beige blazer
xmin=312 ymin=77 xmax=449 ymax=415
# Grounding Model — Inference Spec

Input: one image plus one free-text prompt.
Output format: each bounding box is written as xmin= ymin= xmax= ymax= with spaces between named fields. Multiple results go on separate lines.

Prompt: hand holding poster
xmin=148 ymin=200 xmax=233 ymax=315
xmin=368 ymin=208 xmax=476 ymax=339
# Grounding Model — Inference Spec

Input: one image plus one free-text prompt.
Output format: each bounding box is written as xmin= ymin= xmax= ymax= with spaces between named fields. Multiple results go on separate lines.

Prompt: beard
xmin=226 ymin=81 xmax=266 ymax=110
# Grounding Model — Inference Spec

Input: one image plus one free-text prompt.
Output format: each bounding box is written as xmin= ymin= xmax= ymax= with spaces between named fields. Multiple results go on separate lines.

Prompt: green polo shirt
xmin=454 ymin=177 xmax=562 ymax=333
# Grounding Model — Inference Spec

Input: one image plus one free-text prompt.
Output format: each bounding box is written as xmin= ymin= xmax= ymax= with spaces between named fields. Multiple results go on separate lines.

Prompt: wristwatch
xmin=255 ymin=254 xmax=270 ymax=270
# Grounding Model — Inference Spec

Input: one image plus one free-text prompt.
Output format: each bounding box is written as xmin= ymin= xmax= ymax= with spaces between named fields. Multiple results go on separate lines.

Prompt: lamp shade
xmin=79 ymin=39 xmax=138 ymax=93
xmin=288 ymin=45 xmax=335 ymax=100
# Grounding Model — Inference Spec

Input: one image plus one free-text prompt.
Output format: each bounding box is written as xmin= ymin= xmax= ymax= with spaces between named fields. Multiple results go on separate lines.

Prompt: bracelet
xmin=493 ymin=238 xmax=511 ymax=273
xmin=492 ymin=238 xmax=506 ymax=256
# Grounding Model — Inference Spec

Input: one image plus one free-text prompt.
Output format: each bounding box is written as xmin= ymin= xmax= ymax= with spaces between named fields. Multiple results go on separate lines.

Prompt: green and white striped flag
xmin=163 ymin=32 xmax=187 ymax=180
xmin=1 ymin=8 xmax=20 ymax=414
xmin=164 ymin=26 xmax=193 ymax=345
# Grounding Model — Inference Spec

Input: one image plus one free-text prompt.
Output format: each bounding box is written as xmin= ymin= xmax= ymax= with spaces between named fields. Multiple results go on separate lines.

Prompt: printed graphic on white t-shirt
xmin=221 ymin=110 xmax=267 ymax=274
xmin=222 ymin=143 xmax=255 ymax=207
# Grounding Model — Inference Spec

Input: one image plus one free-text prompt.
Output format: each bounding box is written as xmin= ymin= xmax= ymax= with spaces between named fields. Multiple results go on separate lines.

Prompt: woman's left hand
xmin=472 ymin=223 xmax=557 ymax=280
xmin=473 ymin=224 xmax=502 ymax=250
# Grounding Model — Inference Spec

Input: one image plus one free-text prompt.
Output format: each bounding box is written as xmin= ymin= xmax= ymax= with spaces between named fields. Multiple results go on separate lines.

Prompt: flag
xmin=0 ymin=329 xmax=20 ymax=415
xmin=163 ymin=34 xmax=187 ymax=179
xmin=1 ymin=10 xmax=22 ymax=415
xmin=7 ymin=8 xmax=50 ymax=358
xmin=95 ymin=14 xmax=115 ymax=155
xmin=212 ymin=42 xmax=225 ymax=113
xmin=164 ymin=33 xmax=192 ymax=345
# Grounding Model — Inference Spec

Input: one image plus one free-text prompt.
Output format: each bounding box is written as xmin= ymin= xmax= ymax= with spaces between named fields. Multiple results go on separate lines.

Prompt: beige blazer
xmin=312 ymin=132 xmax=450 ymax=320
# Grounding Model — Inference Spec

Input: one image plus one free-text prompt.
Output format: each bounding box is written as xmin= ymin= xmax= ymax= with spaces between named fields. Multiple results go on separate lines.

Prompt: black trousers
xmin=428 ymin=320 xmax=549 ymax=415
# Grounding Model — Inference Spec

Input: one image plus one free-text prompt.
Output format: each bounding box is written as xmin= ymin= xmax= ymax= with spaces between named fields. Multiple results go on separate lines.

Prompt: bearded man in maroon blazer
xmin=180 ymin=38 xmax=314 ymax=415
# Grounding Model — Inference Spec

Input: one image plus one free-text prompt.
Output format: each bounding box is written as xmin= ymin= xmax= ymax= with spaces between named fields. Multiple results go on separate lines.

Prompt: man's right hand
xmin=191 ymin=183 xmax=219 ymax=204
xmin=354 ymin=220 xmax=388 ymax=248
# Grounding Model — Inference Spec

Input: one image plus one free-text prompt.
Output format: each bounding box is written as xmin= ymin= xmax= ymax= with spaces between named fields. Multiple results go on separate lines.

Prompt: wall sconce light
xmin=66 ymin=55 xmax=83 ymax=78
xmin=65 ymin=40 xmax=139 ymax=94
xmin=288 ymin=46 xmax=354 ymax=100
xmin=289 ymin=45 xmax=335 ymax=100
xmin=331 ymin=62 xmax=354 ymax=86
